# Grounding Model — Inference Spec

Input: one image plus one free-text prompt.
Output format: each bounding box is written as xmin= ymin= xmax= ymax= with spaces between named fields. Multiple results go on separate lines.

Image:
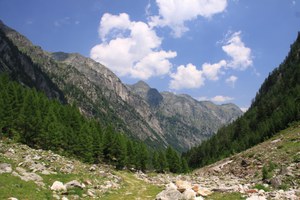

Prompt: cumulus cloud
xmin=222 ymin=31 xmax=253 ymax=70
xmin=90 ymin=13 xmax=177 ymax=80
xmin=225 ymin=75 xmax=238 ymax=87
xmin=202 ymin=60 xmax=227 ymax=81
xmin=211 ymin=95 xmax=234 ymax=103
xmin=169 ymin=63 xmax=204 ymax=90
xmin=197 ymin=95 xmax=234 ymax=103
xmin=150 ymin=0 xmax=227 ymax=37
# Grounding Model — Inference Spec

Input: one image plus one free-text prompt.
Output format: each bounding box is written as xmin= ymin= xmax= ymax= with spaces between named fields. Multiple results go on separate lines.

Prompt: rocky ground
xmin=0 ymin=140 xmax=122 ymax=199
xmin=1 ymin=123 xmax=299 ymax=200
xmin=136 ymin=123 xmax=300 ymax=200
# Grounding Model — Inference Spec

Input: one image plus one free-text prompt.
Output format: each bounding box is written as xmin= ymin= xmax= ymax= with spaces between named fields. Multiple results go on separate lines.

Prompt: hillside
xmin=141 ymin=122 xmax=300 ymax=200
xmin=127 ymin=81 xmax=242 ymax=151
xmin=1 ymin=122 xmax=298 ymax=200
xmin=185 ymin=32 xmax=300 ymax=168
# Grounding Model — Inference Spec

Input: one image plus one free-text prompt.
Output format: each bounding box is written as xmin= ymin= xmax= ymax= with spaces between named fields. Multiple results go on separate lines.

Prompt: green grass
xmin=0 ymin=173 xmax=52 ymax=199
xmin=100 ymin=171 xmax=162 ymax=200
xmin=207 ymin=192 xmax=246 ymax=200
xmin=253 ymin=184 xmax=270 ymax=192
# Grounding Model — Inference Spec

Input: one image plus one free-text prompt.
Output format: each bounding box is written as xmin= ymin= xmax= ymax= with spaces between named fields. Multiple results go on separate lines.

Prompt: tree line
xmin=184 ymin=33 xmax=300 ymax=169
xmin=0 ymin=74 xmax=188 ymax=173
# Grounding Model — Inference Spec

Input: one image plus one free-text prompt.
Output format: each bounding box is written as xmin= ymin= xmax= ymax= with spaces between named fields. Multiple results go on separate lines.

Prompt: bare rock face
xmin=128 ymin=81 xmax=243 ymax=151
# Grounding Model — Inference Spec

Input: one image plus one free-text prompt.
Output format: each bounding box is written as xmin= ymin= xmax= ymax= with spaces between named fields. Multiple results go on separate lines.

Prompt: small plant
xmin=254 ymin=184 xmax=270 ymax=192
xmin=293 ymin=154 xmax=300 ymax=163
xmin=279 ymin=183 xmax=288 ymax=191
xmin=262 ymin=161 xmax=277 ymax=181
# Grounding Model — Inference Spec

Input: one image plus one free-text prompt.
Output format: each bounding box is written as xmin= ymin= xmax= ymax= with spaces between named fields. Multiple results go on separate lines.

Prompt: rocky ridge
xmin=127 ymin=81 xmax=243 ymax=151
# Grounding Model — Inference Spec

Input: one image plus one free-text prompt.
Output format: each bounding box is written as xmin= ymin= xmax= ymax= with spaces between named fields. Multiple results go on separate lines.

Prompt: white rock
xmin=156 ymin=188 xmax=183 ymax=200
xmin=0 ymin=163 xmax=12 ymax=174
xmin=8 ymin=198 xmax=18 ymax=200
xmin=182 ymin=188 xmax=196 ymax=200
xmin=51 ymin=181 xmax=67 ymax=192
xmin=166 ymin=182 xmax=177 ymax=190
xmin=65 ymin=180 xmax=83 ymax=189
xmin=246 ymin=195 xmax=267 ymax=200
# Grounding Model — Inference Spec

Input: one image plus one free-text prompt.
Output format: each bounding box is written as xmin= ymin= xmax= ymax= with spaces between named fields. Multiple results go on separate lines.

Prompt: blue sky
xmin=0 ymin=0 xmax=299 ymax=110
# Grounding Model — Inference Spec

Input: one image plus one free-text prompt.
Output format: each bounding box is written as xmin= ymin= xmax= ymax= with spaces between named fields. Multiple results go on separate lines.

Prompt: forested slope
xmin=185 ymin=32 xmax=300 ymax=168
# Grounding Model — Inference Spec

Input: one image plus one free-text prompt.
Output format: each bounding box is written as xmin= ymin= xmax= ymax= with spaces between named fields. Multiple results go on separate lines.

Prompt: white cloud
xmin=169 ymin=63 xmax=204 ymax=90
xmin=202 ymin=60 xmax=226 ymax=80
xmin=222 ymin=31 xmax=253 ymax=70
xmin=197 ymin=96 xmax=209 ymax=101
xmin=90 ymin=13 xmax=177 ymax=80
xmin=211 ymin=95 xmax=234 ymax=103
xmin=197 ymin=95 xmax=234 ymax=103
xmin=99 ymin=13 xmax=131 ymax=41
xmin=150 ymin=0 xmax=228 ymax=37
xmin=225 ymin=75 xmax=238 ymax=87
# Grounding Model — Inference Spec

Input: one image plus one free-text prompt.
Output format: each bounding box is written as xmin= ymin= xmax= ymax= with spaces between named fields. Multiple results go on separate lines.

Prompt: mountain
xmin=0 ymin=20 xmax=242 ymax=151
xmin=185 ymin=32 xmax=300 ymax=168
xmin=127 ymin=81 xmax=243 ymax=151
xmin=0 ymin=20 xmax=167 ymax=148
xmin=0 ymin=22 xmax=65 ymax=103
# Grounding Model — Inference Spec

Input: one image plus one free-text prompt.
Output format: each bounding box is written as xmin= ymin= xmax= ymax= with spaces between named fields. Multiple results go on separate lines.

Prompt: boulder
xmin=176 ymin=180 xmax=192 ymax=193
xmin=270 ymin=177 xmax=282 ymax=189
xmin=156 ymin=188 xmax=183 ymax=200
xmin=65 ymin=180 xmax=84 ymax=189
xmin=182 ymin=188 xmax=196 ymax=200
xmin=196 ymin=187 xmax=213 ymax=197
xmin=166 ymin=182 xmax=177 ymax=190
xmin=192 ymin=184 xmax=199 ymax=193
xmin=0 ymin=163 xmax=12 ymax=174
xmin=51 ymin=181 xmax=67 ymax=192
xmin=87 ymin=188 xmax=96 ymax=197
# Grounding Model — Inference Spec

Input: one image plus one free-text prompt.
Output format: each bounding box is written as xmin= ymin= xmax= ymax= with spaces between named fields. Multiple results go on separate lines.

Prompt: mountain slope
xmin=185 ymin=32 xmax=300 ymax=168
xmin=0 ymin=24 xmax=65 ymax=102
xmin=127 ymin=81 xmax=243 ymax=151
xmin=0 ymin=20 xmax=167 ymax=148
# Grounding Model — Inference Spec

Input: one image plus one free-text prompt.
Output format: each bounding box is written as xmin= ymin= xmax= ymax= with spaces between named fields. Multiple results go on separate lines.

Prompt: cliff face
xmin=0 ymin=24 xmax=65 ymax=102
xmin=127 ymin=81 xmax=243 ymax=151
xmin=0 ymin=20 xmax=242 ymax=151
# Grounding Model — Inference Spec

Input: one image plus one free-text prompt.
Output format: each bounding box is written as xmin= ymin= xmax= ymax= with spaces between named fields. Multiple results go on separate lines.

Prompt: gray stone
xmin=156 ymin=188 xmax=183 ymax=200
xmin=0 ymin=163 xmax=12 ymax=174
xmin=65 ymin=180 xmax=83 ymax=189
xmin=182 ymin=188 xmax=196 ymax=200
xmin=51 ymin=181 xmax=67 ymax=192
xmin=270 ymin=177 xmax=282 ymax=189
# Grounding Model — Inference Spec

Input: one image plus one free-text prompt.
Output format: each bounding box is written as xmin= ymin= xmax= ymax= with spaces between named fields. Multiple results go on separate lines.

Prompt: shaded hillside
xmin=185 ymin=32 xmax=300 ymax=168
xmin=127 ymin=81 xmax=243 ymax=151
xmin=0 ymin=25 xmax=65 ymax=102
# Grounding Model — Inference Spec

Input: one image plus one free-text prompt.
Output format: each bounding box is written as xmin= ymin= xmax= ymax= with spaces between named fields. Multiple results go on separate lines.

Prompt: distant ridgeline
xmin=184 ymin=32 xmax=300 ymax=168
xmin=0 ymin=74 xmax=188 ymax=173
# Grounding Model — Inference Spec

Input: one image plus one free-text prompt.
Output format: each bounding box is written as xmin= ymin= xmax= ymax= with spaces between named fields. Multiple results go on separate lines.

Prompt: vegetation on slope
xmin=185 ymin=32 xmax=300 ymax=168
xmin=0 ymin=74 xmax=188 ymax=173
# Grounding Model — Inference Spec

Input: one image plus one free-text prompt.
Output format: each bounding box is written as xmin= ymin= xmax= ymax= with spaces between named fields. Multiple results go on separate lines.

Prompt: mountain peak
xmin=132 ymin=80 xmax=151 ymax=90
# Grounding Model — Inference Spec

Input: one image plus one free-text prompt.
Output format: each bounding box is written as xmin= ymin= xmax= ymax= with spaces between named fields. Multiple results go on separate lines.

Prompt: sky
xmin=0 ymin=0 xmax=299 ymax=111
